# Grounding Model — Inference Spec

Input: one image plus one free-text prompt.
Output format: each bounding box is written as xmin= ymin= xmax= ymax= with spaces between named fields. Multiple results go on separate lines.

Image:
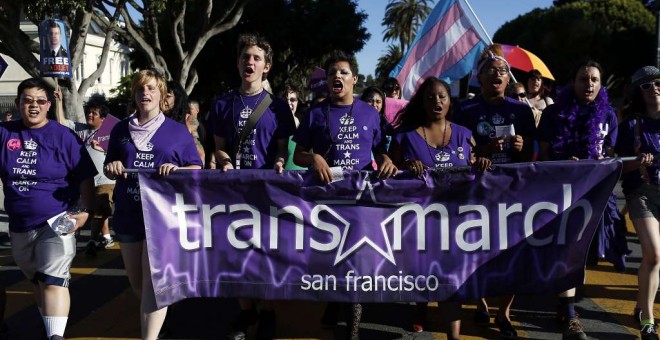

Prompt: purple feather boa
xmin=553 ymin=86 xmax=611 ymax=159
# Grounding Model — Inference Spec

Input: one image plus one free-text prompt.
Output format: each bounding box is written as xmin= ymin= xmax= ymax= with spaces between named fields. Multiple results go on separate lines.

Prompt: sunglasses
xmin=516 ymin=93 xmax=527 ymax=98
xmin=640 ymin=80 xmax=660 ymax=91
xmin=484 ymin=67 xmax=510 ymax=76
xmin=288 ymin=97 xmax=298 ymax=102
xmin=22 ymin=98 xmax=49 ymax=106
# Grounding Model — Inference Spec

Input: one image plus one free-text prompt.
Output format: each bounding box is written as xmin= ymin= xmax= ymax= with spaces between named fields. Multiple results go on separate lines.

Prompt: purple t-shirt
xmin=105 ymin=117 xmax=202 ymax=234
xmin=293 ymin=99 xmax=384 ymax=170
xmin=454 ymin=96 xmax=536 ymax=164
xmin=537 ymin=103 xmax=618 ymax=160
xmin=393 ymin=123 xmax=472 ymax=168
xmin=0 ymin=120 xmax=97 ymax=232
xmin=212 ymin=91 xmax=295 ymax=169
xmin=616 ymin=116 xmax=660 ymax=195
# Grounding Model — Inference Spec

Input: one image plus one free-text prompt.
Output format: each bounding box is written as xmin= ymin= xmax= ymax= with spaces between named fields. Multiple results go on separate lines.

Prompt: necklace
xmin=422 ymin=122 xmax=448 ymax=166
xmin=236 ymin=90 xmax=266 ymax=135
xmin=238 ymin=90 xmax=265 ymax=118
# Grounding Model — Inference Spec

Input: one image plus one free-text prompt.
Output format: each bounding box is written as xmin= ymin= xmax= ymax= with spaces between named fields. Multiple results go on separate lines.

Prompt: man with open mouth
xmin=453 ymin=44 xmax=537 ymax=340
xmin=292 ymin=50 xmax=397 ymax=184
xmin=210 ymin=33 xmax=295 ymax=340
xmin=292 ymin=50 xmax=398 ymax=339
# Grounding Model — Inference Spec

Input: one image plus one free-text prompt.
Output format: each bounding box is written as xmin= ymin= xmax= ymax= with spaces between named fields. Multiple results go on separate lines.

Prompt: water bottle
xmin=53 ymin=210 xmax=78 ymax=236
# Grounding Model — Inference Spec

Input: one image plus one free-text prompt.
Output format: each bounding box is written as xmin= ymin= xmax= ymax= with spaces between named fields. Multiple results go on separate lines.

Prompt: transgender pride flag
xmin=390 ymin=0 xmax=489 ymax=99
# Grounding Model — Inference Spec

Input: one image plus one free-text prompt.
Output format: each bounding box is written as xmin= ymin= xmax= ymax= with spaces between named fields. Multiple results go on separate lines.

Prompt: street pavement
xmin=0 ymin=189 xmax=655 ymax=339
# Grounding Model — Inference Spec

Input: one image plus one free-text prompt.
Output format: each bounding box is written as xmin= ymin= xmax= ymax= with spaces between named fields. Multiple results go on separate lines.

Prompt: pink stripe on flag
xmin=396 ymin=3 xmax=463 ymax=84
xmin=413 ymin=28 xmax=483 ymax=92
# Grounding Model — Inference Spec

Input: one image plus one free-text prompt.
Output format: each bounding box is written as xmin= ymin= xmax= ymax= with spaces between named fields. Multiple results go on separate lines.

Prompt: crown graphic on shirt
xmin=434 ymin=151 xmax=450 ymax=162
xmin=23 ymin=139 xmax=38 ymax=150
xmin=340 ymin=114 xmax=354 ymax=126
xmin=491 ymin=114 xmax=505 ymax=125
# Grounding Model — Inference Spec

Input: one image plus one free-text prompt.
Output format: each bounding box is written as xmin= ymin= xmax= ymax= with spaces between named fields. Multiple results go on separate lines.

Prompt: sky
xmin=355 ymin=0 xmax=555 ymax=77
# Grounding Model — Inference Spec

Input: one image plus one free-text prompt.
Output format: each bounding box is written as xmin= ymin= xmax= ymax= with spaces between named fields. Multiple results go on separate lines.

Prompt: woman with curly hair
xmin=388 ymin=76 xmax=490 ymax=339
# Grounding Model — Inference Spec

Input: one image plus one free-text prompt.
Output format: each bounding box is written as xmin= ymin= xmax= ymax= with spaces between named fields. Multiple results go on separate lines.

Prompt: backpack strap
xmin=233 ymin=92 xmax=273 ymax=158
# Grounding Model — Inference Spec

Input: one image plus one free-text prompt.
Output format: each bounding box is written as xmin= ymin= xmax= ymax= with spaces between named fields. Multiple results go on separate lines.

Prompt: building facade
xmin=0 ymin=20 xmax=131 ymax=117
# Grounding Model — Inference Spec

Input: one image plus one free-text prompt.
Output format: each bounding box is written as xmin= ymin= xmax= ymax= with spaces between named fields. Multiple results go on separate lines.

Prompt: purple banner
xmin=139 ymin=160 xmax=621 ymax=309
xmin=94 ymin=114 xmax=120 ymax=151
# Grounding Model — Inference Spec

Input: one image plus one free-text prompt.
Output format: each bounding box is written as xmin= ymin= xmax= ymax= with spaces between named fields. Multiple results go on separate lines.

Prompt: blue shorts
xmin=114 ymin=232 xmax=145 ymax=243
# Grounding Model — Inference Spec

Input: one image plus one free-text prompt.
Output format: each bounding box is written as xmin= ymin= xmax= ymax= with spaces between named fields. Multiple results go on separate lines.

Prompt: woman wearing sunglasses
xmin=616 ymin=66 xmax=660 ymax=340
xmin=511 ymin=82 xmax=543 ymax=127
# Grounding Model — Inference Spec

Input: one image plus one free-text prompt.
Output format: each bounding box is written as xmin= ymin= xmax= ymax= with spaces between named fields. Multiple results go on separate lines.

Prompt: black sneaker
xmin=642 ymin=324 xmax=660 ymax=340
xmin=636 ymin=308 xmax=643 ymax=326
xmin=473 ymin=309 xmax=490 ymax=326
xmin=50 ymin=336 xmax=65 ymax=340
xmin=563 ymin=317 xmax=587 ymax=340
xmin=230 ymin=308 xmax=258 ymax=336
xmin=0 ymin=323 xmax=11 ymax=340
xmin=226 ymin=331 xmax=245 ymax=340
xmin=256 ymin=310 xmax=276 ymax=340
xmin=84 ymin=241 xmax=97 ymax=257
xmin=99 ymin=237 xmax=115 ymax=249
xmin=495 ymin=317 xmax=518 ymax=339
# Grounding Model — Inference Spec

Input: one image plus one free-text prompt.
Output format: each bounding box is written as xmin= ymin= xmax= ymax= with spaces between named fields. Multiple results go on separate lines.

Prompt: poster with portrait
xmin=39 ymin=19 xmax=72 ymax=78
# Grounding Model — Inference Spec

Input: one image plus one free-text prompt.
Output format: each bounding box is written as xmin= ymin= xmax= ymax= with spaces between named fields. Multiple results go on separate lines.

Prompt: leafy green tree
xmin=553 ymin=0 xmax=582 ymax=6
xmin=107 ymin=72 xmax=134 ymax=118
xmin=176 ymin=0 xmax=370 ymax=103
xmin=382 ymin=0 xmax=432 ymax=54
xmin=99 ymin=0 xmax=249 ymax=94
xmin=494 ymin=0 xmax=654 ymax=93
xmin=375 ymin=44 xmax=402 ymax=84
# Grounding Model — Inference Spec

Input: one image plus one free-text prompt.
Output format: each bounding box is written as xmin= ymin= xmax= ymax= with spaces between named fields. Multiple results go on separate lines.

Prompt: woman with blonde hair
xmin=104 ymin=69 xmax=202 ymax=340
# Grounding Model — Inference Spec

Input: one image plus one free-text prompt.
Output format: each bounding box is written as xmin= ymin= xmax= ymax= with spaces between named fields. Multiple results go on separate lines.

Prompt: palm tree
xmin=375 ymin=44 xmax=403 ymax=82
xmin=382 ymin=0 xmax=433 ymax=54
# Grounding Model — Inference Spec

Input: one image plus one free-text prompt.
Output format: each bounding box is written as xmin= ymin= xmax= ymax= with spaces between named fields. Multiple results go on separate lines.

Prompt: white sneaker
xmin=101 ymin=237 xmax=115 ymax=249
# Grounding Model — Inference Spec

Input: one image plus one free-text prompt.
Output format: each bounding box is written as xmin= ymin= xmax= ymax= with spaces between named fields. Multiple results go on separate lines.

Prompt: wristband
xmin=216 ymin=157 xmax=232 ymax=165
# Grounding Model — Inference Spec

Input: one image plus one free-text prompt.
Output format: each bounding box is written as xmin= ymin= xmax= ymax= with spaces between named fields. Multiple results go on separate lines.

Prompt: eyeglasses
xmin=22 ymin=98 xmax=49 ymax=106
xmin=484 ymin=67 xmax=510 ymax=76
xmin=516 ymin=92 xmax=527 ymax=98
xmin=640 ymin=80 xmax=660 ymax=91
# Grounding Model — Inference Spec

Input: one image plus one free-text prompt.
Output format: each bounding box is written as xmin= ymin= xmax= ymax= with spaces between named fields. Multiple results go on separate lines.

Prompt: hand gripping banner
xmin=138 ymin=160 xmax=622 ymax=309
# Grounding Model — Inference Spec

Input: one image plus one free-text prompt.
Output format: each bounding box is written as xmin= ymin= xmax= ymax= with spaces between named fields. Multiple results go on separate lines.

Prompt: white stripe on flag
xmin=400 ymin=14 xmax=473 ymax=98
